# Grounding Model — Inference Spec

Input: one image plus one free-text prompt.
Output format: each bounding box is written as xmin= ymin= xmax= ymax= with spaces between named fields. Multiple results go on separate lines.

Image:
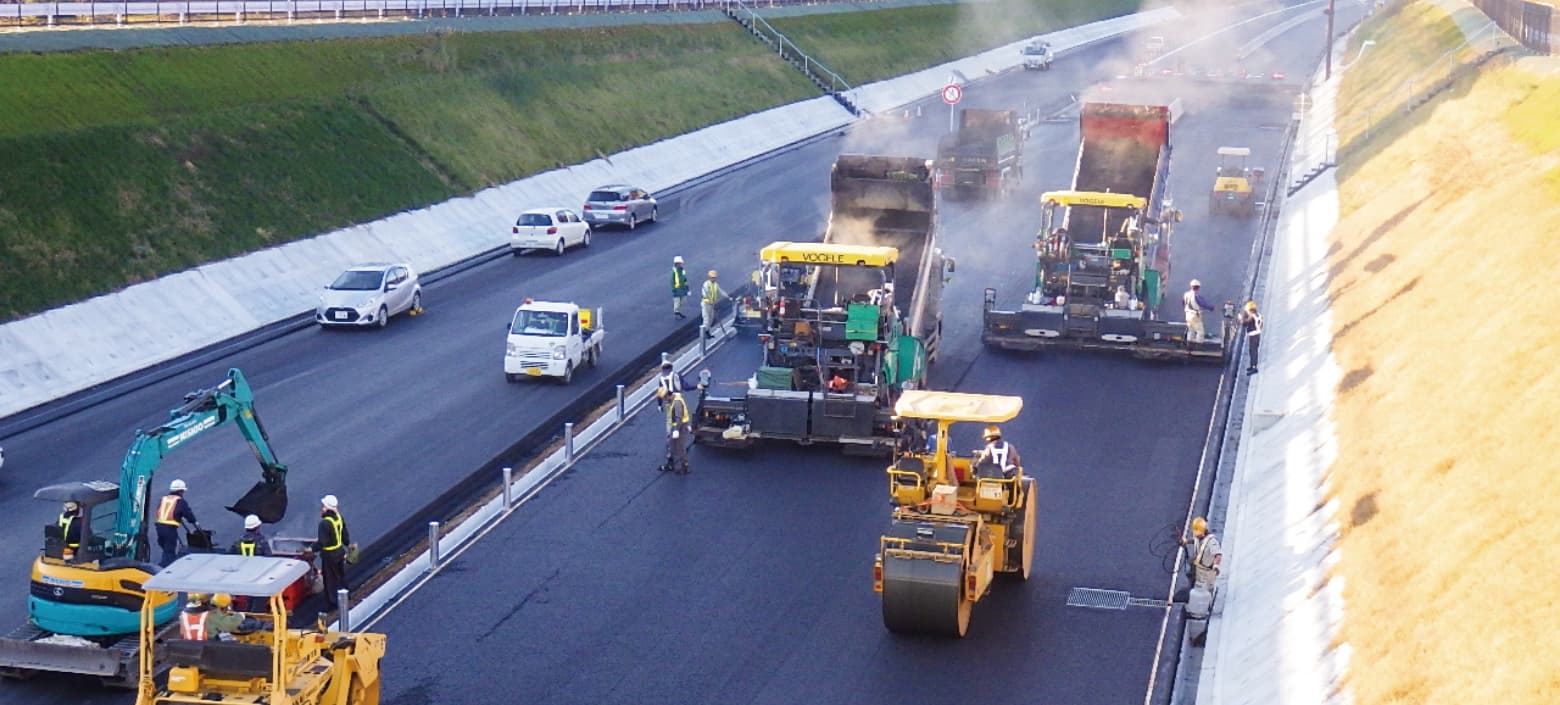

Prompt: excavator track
xmin=880 ymin=521 xmax=973 ymax=637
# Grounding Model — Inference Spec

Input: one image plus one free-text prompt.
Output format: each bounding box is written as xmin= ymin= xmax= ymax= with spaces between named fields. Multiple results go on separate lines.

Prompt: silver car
xmin=582 ymin=185 xmax=658 ymax=230
xmin=316 ymin=263 xmax=422 ymax=329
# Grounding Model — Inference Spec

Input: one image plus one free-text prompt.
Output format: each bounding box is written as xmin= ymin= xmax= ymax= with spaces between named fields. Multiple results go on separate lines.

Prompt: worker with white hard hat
xmin=1182 ymin=279 xmax=1216 ymax=343
xmin=154 ymin=479 xmax=200 ymax=567
xmin=657 ymin=387 xmax=693 ymax=475
xmin=1240 ymin=300 xmax=1263 ymax=374
xmin=670 ymin=256 xmax=690 ymax=320
xmin=234 ymin=514 xmax=272 ymax=557
xmin=313 ymin=495 xmax=351 ymax=610
xmin=700 ymin=269 xmax=731 ymax=339
xmin=57 ymin=500 xmax=83 ymax=558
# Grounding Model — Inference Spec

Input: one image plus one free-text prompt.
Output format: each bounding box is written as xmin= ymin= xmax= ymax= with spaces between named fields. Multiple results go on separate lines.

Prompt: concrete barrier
xmin=0 ymin=6 xmax=1180 ymax=421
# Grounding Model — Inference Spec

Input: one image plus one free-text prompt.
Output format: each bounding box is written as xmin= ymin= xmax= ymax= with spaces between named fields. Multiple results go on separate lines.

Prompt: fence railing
xmin=722 ymin=0 xmax=856 ymax=112
xmin=1470 ymin=0 xmax=1556 ymax=54
xmin=0 ymin=0 xmax=876 ymax=29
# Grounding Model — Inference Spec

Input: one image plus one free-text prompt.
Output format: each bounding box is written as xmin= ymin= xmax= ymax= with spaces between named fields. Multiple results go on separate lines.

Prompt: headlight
xmin=506 ymin=342 xmax=519 ymax=356
xmin=551 ymin=345 xmax=566 ymax=360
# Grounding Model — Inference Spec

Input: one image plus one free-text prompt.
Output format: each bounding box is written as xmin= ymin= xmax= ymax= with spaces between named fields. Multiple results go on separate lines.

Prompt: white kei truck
xmin=503 ymin=300 xmax=604 ymax=384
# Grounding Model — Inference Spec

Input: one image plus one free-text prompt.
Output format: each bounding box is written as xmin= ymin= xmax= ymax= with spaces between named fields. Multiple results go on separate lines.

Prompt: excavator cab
xmin=1211 ymin=146 xmax=1261 ymax=217
xmin=873 ymin=391 xmax=1037 ymax=638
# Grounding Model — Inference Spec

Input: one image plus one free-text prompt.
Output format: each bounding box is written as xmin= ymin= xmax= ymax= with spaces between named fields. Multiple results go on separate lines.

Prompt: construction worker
xmin=313 ymin=495 xmax=350 ymax=610
xmin=1182 ymin=279 xmax=1216 ymax=343
xmin=155 ymin=479 xmax=200 ymax=567
xmin=1114 ymin=285 xmax=1132 ymax=309
xmin=973 ymin=425 xmax=1022 ymax=479
xmin=179 ymin=593 xmax=211 ymax=640
xmin=656 ymin=359 xmax=686 ymax=409
xmin=700 ymin=270 xmax=730 ymax=339
xmin=1181 ymin=517 xmax=1222 ymax=591
xmin=658 ymin=388 xmax=692 ymax=475
xmin=58 ymin=501 xmax=83 ymax=558
xmin=670 ymin=256 xmax=690 ymax=320
xmin=1240 ymin=300 xmax=1263 ymax=374
xmin=205 ymin=593 xmax=245 ymax=640
xmin=234 ymin=514 xmax=272 ymax=557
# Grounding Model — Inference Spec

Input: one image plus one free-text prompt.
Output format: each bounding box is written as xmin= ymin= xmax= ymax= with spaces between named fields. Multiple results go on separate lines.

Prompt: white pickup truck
xmin=503 ymin=300 xmax=604 ymax=384
xmin=1021 ymin=41 xmax=1052 ymax=71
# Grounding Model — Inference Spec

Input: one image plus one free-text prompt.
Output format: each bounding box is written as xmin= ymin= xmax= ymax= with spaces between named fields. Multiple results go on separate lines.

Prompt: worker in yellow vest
xmin=234 ymin=514 xmax=272 ymax=557
xmin=57 ymin=501 xmax=83 ymax=559
xmin=658 ymin=388 xmax=692 ymax=475
xmin=671 ymin=256 xmax=690 ymax=320
xmin=700 ymin=270 xmax=731 ymax=339
xmin=313 ymin=495 xmax=351 ymax=610
xmin=155 ymin=479 xmax=200 ymax=567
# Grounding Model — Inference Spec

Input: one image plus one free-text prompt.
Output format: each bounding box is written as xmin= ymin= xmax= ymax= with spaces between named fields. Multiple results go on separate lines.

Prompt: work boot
xmin=1247 ymin=366 xmax=1258 ymax=374
xmin=675 ymin=312 xmax=686 ymax=320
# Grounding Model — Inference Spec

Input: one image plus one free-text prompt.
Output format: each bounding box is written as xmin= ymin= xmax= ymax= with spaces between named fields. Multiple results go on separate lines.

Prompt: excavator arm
xmin=108 ymin=368 xmax=289 ymax=558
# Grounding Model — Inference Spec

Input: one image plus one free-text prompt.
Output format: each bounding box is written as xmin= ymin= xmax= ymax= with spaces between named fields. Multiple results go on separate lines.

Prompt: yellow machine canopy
xmin=894 ymin=390 xmax=1023 ymax=423
xmin=1039 ymin=190 xmax=1148 ymax=210
xmin=761 ymin=241 xmax=899 ymax=267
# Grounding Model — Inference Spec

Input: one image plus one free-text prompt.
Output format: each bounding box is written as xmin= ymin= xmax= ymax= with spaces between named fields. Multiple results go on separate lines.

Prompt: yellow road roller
xmin=872 ymin=390 xmax=1036 ymax=637
xmin=135 ymin=553 xmax=385 ymax=705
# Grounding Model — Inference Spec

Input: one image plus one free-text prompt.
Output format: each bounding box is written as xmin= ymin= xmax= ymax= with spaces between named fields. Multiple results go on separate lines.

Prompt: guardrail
xmin=0 ymin=0 xmax=880 ymax=29
xmin=1471 ymin=0 xmax=1556 ymax=54
xmin=721 ymin=0 xmax=857 ymax=113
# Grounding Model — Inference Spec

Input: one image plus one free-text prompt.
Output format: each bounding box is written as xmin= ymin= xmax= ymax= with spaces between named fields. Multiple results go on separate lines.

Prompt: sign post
xmin=941 ymin=82 xmax=963 ymax=133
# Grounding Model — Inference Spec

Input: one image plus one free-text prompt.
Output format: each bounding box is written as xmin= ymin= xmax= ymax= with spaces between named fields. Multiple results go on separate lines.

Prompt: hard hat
xmin=63 ymin=501 xmax=79 ymax=512
xmin=243 ymin=515 xmax=262 ymax=530
xmin=188 ymin=592 xmax=208 ymax=605
xmin=982 ymin=425 xmax=1002 ymax=441
xmin=1191 ymin=517 xmax=1209 ymax=537
xmin=673 ymin=256 xmax=684 ymax=264
xmin=1245 ymin=301 xmax=1258 ymax=312
xmin=211 ymin=593 xmax=232 ymax=609
xmin=708 ymin=270 xmax=718 ymax=279
xmin=1190 ymin=279 xmax=1202 ymax=289
xmin=321 ymin=494 xmax=339 ymax=510
xmin=169 ymin=479 xmax=187 ymax=493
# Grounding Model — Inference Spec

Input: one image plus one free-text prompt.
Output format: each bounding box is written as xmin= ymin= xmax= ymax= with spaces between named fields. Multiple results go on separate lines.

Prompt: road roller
xmin=872 ymin=390 xmax=1037 ymax=637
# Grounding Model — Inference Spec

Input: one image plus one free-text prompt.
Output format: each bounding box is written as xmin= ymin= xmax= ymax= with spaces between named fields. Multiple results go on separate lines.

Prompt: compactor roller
xmin=873 ymin=391 xmax=1037 ymax=637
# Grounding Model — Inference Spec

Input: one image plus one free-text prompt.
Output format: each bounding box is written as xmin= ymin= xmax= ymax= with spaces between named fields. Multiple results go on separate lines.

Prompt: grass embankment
xmin=772 ymin=0 xmax=1137 ymax=84
xmin=0 ymin=25 xmax=814 ymax=320
xmin=1325 ymin=2 xmax=1560 ymax=704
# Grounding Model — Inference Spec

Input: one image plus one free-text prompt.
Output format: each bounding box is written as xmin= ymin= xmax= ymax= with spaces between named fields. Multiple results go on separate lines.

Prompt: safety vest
xmin=1245 ymin=312 xmax=1263 ymax=337
xmin=671 ymin=267 xmax=688 ymax=292
xmin=658 ymin=372 xmax=682 ymax=396
xmin=57 ymin=513 xmax=79 ymax=549
xmin=985 ymin=442 xmax=1016 ymax=471
xmin=1182 ymin=290 xmax=1201 ymax=315
xmin=321 ymin=513 xmax=345 ymax=552
xmin=666 ymin=395 xmax=690 ymax=427
xmin=179 ymin=610 xmax=209 ymax=641
xmin=701 ymin=281 xmax=720 ymax=305
xmin=238 ymin=539 xmax=257 ymax=557
xmin=156 ymin=495 xmax=183 ymax=526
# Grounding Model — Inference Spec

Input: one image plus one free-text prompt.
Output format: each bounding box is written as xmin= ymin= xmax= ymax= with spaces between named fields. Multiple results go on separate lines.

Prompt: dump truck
xmin=134 ymin=554 xmax=384 ymax=705
xmin=1209 ymin=146 xmax=1262 ymax=216
xmin=873 ymin=391 xmax=1036 ymax=638
xmin=0 ymin=369 xmax=294 ymax=688
xmin=934 ymin=109 xmax=1026 ymax=198
xmin=981 ymin=101 xmax=1234 ymax=361
xmin=694 ymin=155 xmax=953 ymax=455
xmin=504 ymin=299 xmax=604 ymax=384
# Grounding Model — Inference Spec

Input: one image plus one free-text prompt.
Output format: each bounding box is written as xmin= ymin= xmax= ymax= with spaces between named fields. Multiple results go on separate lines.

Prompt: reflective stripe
xmin=701 ymin=281 xmax=720 ymax=304
xmin=179 ymin=611 xmax=208 ymax=641
xmin=238 ymin=540 xmax=256 ymax=557
xmin=58 ymin=514 xmax=78 ymax=549
xmin=987 ymin=442 xmax=1015 ymax=471
xmin=667 ymin=396 xmax=690 ymax=426
xmin=156 ymin=495 xmax=182 ymax=526
xmin=671 ymin=268 xmax=687 ymax=290
xmin=322 ymin=514 xmax=345 ymax=552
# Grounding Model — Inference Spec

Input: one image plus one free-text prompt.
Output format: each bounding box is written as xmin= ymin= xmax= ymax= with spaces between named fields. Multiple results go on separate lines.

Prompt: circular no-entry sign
xmin=941 ymin=83 xmax=963 ymax=105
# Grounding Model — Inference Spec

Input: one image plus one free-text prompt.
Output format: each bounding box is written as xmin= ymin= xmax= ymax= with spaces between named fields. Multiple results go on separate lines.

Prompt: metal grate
xmin=1066 ymin=587 xmax=1131 ymax=610
xmin=1128 ymin=597 xmax=1170 ymax=609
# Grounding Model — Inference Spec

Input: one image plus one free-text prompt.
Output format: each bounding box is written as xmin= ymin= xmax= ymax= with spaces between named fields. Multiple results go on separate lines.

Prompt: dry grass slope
xmin=1327 ymin=3 xmax=1560 ymax=704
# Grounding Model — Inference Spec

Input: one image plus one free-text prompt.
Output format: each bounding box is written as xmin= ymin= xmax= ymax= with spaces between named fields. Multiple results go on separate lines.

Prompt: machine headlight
xmin=506 ymin=342 xmax=520 ymax=356
xmin=551 ymin=345 xmax=566 ymax=360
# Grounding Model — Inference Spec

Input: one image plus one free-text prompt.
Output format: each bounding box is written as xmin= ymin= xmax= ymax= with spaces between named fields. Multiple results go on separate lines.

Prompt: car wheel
xmin=587 ymin=347 xmax=598 ymax=368
xmin=561 ymin=362 xmax=574 ymax=385
xmin=650 ymin=206 xmax=659 ymax=223
xmin=629 ymin=213 xmax=638 ymax=230
xmin=377 ymin=306 xmax=388 ymax=329
xmin=555 ymin=239 xmax=566 ymax=256
xmin=410 ymin=290 xmax=422 ymax=314
xmin=583 ymin=229 xmax=592 ymax=248
xmin=512 ymin=248 xmax=523 ymax=257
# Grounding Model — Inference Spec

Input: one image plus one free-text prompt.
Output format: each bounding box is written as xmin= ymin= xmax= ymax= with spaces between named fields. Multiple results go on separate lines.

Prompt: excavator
xmin=0 ymin=368 xmax=289 ymax=687
xmin=872 ymin=391 xmax=1037 ymax=637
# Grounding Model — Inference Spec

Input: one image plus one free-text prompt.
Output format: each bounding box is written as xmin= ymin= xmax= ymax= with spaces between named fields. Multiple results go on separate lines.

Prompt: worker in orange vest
xmin=155 ymin=479 xmax=200 ymax=567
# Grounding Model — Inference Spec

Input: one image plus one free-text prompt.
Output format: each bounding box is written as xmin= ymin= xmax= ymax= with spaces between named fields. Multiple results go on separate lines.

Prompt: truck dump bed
xmin=825 ymin=155 xmax=939 ymax=340
xmin=1068 ymin=103 xmax=1170 ymax=238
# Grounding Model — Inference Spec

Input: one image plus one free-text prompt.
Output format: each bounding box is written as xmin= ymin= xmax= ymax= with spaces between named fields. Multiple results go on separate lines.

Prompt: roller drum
xmin=880 ymin=520 xmax=974 ymax=637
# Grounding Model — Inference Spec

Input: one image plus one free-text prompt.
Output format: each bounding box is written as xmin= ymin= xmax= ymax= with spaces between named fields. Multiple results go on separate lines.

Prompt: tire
xmin=650 ymin=206 xmax=659 ymax=223
xmin=629 ymin=213 xmax=638 ymax=230
xmin=511 ymin=248 xmax=523 ymax=257
xmin=554 ymin=239 xmax=566 ymax=256
xmin=560 ymin=362 xmax=574 ymax=385
xmin=506 ymin=373 xmax=520 ymax=383
xmin=410 ymin=291 xmax=422 ymax=315
xmin=586 ymin=346 xmax=598 ymax=368
xmin=583 ymin=229 xmax=592 ymax=248
xmin=376 ymin=306 xmax=388 ymax=329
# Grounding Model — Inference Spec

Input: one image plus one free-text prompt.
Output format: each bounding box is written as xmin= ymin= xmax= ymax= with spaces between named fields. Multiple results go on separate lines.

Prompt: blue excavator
xmin=0 ymin=368 xmax=289 ymax=688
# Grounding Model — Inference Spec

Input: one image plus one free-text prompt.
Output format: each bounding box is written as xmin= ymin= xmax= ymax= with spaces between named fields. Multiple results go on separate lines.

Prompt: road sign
xmin=941 ymin=83 xmax=963 ymax=105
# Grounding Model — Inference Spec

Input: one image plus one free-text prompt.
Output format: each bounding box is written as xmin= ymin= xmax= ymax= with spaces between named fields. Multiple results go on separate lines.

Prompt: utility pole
xmin=1325 ymin=0 xmax=1337 ymax=80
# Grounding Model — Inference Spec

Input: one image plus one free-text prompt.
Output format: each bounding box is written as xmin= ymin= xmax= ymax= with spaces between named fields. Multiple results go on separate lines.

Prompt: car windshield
xmin=511 ymin=310 xmax=569 ymax=337
xmin=518 ymin=213 xmax=553 ymax=227
xmin=329 ymin=270 xmax=384 ymax=291
xmin=1024 ymin=46 xmax=1045 ymax=54
xmin=587 ymin=190 xmax=625 ymax=202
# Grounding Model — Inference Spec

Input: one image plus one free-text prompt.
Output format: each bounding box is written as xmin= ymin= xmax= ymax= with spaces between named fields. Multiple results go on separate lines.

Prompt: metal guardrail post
xmin=699 ymin=326 xmax=708 ymax=355
xmin=565 ymin=422 xmax=575 ymax=460
xmin=336 ymin=589 xmax=351 ymax=629
xmin=428 ymin=521 xmax=441 ymax=570
xmin=502 ymin=466 xmax=514 ymax=507
xmin=616 ymin=384 xmax=626 ymax=421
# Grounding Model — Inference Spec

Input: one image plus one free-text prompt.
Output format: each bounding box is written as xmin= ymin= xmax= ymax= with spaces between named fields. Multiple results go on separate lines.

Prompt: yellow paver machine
xmin=136 ymin=554 xmax=385 ymax=705
xmin=872 ymin=391 xmax=1037 ymax=637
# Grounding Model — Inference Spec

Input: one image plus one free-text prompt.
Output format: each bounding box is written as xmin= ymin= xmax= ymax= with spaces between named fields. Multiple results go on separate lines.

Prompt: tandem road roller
xmin=872 ymin=391 xmax=1037 ymax=637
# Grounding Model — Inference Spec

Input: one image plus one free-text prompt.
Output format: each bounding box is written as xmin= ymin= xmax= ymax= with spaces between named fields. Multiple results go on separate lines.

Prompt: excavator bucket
xmin=227 ymin=480 xmax=287 ymax=524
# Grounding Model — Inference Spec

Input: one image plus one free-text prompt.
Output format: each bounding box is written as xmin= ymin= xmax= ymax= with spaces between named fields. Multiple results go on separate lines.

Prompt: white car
xmin=503 ymin=301 xmax=604 ymax=384
xmin=511 ymin=208 xmax=591 ymax=256
xmin=316 ymin=263 xmax=422 ymax=329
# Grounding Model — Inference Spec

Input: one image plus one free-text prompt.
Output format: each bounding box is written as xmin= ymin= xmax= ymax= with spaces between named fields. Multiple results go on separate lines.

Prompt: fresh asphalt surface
xmin=0 ymin=1 xmax=1365 ymax=701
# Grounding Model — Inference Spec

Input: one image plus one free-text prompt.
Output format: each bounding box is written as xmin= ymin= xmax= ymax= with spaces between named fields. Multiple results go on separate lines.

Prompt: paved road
xmin=0 ymin=2 xmax=1362 ymax=701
